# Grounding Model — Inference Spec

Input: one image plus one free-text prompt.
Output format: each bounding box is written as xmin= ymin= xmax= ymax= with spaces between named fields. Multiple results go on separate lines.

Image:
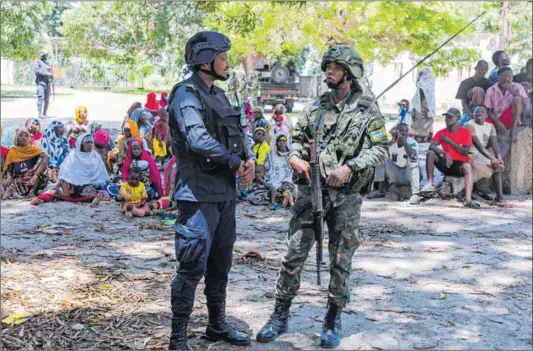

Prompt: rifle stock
xmin=301 ymin=139 xmax=324 ymax=285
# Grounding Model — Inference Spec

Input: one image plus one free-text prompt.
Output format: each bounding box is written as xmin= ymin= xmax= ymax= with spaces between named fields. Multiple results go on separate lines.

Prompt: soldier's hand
xmin=325 ymin=165 xmax=351 ymax=187
xmin=289 ymin=157 xmax=311 ymax=184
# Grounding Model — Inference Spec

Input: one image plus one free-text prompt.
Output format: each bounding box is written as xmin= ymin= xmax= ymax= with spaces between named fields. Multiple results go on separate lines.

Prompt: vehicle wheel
xmin=271 ymin=65 xmax=290 ymax=84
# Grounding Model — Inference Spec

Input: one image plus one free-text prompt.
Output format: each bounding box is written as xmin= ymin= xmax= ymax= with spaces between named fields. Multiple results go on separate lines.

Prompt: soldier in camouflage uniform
xmin=34 ymin=51 xmax=53 ymax=118
xmin=256 ymin=45 xmax=389 ymax=349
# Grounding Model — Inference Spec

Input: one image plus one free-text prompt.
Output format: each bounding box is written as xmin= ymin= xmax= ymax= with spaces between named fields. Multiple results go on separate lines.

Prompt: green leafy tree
xmin=205 ymin=2 xmax=494 ymax=75
xmin=1 ymin=1 xmax=52 ymax=59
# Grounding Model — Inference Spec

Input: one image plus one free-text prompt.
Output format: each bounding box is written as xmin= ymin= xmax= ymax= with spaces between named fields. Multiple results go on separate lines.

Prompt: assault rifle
xmin=300 ymin=12 xmax=486 ymax=286
xmin=300 ymin=140 xmax=324 ymax=285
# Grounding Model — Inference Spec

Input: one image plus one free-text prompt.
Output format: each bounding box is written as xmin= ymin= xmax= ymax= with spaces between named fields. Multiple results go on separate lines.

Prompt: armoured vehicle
xmin=254 ymin=62 xmax=300 ymax=112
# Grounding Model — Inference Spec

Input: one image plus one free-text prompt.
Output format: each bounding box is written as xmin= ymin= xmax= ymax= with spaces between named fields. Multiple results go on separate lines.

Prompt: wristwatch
xmin=346 ymin=159 xmax=358 ymax=172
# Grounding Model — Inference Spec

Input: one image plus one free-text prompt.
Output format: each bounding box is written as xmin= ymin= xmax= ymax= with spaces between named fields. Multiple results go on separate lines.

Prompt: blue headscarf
xmin=1 ymin=125 xmax=18 ymax=147
xmin=41 ymin=121 xmax=69 ymax=168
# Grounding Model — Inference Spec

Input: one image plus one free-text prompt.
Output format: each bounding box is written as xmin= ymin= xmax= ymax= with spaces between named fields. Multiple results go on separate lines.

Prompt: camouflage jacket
xmin=290 ymin=89 xmax=389 ymax=194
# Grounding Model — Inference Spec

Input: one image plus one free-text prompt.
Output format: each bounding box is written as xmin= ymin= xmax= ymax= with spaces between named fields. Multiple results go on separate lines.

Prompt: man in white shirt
xmin=464 ymin=105 xmax=506 ymax=204
xmin=385 ymin=123 xmax=421 ymax=204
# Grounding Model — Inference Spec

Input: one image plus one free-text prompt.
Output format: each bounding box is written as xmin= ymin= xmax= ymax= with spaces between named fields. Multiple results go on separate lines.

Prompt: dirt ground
xmin=1 ymin=86 xmax=532 ymax=350
xmin=1 ymin=194 xmax=532 ymax=350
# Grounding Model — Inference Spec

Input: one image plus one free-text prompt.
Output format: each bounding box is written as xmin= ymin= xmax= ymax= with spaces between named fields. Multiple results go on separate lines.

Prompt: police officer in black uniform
xmin=34 ymin=50 xmax=53 ymax=118
xmin=167 ymin=31 xmax=256 ymax=350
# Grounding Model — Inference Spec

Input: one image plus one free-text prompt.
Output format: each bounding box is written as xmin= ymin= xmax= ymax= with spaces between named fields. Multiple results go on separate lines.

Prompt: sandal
xmin=464 ymin=200 xmax=481 ymax=209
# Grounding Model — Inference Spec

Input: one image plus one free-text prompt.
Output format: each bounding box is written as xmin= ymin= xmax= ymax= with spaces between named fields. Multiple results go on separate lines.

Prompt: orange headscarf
xmin=74 ymin=106 xmax=88 ymax=124
xmin=117 ymin=120 xmax=143 ymax=154
xmin=3 ymin=130 xmax=43 ymax=172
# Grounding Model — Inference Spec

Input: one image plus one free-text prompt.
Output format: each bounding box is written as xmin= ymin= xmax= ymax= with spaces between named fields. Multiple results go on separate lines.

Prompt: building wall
xmin=1 ymin=58 xmax=15 ymax=85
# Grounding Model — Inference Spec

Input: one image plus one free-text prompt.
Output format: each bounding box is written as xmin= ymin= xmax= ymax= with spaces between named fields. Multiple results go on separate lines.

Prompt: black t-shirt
xmin=513 ymin=73 xmax=532 ymax=84
xmin=455 ymin=77 xmax=493 ymax=100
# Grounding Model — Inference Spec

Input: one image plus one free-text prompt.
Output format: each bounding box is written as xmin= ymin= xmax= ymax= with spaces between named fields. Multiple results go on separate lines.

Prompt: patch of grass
xmin=0 ymin=90 xmax=35 ymax=97
xmin=69 ymin=87 xmax=168 ymax=95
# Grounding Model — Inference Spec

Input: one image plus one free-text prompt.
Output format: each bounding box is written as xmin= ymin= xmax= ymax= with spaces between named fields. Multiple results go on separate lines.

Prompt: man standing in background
xmin=34 ymin=51 xmax=53 ymax=118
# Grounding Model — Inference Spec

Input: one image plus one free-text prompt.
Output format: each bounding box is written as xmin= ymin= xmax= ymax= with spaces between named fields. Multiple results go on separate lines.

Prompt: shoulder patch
xmin=369 ymin=126 xmax=388 ymax=143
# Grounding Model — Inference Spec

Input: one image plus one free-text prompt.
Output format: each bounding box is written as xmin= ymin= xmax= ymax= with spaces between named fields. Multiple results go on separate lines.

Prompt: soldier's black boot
xmin=256 ymin=298 xmax=291 ymax=343
xmin=169 ymin=317 xmax=190 ymax=350
xmin=205 ymin=304 xmax=251 ymax=346
xmin=320 ymin=300 xmax=343 ymax=349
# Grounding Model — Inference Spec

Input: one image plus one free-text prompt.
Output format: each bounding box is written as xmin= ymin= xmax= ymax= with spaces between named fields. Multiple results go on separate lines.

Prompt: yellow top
xmin=119 ymin=181 xmax=148 ymax=204
xmin=253 ymin=141 xmax=271 ymax=166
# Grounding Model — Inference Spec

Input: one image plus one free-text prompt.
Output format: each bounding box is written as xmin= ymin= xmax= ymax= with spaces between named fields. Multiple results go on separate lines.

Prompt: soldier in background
xmin=34 ymin=51 xmax=53 ymax=118
xmin=256 ymin=45 xmax=389 ymax=349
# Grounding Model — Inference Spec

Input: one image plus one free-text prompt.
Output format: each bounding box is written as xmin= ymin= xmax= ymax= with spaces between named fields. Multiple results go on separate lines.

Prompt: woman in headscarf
xmin=121 ymin=139 xmax=163 ymax=198
xmin=67 ymin=105 xmax=90 ymax=148
xmin=115 ymin=119 xmax=147 ymax=170
xmin=410 ymin=67 xmax=436 ymax=143
xmin=2 ymin=129 xmax=49 ymax=199
xmin=31 ymin=133 xmax=109 ymax=206
xmin=137 ymin=109 xmax=154 ymax=140
xmin=152 ymin=107 xmax=170 ymax=168
xmin=145 ymin=92 xmax=159 ymax=117
xmin=25 ymin=118 xmax=44 ymax=146
xmin=1 ymin=125 xmax=18 ymax=148
xmin=40 ymin=120 xmax=69 ymax=183
xmin=159 ymin=92 xmax=168 ymax=109
xmin=93 ymin=128 xmax=115 ymax=174
xmin=125 ymin=102 xmax=142 ymax=121
xmin=265 ymin=132 xmax=295 ymax=209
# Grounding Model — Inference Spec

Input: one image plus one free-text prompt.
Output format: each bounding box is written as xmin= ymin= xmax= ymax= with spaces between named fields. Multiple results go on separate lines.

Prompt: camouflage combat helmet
xmin=321 ymin=45 xmax=364 ymax=79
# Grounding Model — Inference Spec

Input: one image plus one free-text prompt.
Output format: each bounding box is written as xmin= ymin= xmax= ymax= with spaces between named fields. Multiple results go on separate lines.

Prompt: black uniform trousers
xmin=171 ymin=200 xmax=236 ymax=318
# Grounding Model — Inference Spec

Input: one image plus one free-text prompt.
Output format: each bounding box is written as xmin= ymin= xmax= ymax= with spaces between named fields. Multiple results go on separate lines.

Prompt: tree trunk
xmin=498 ymin=1 xmax=511 ymax=50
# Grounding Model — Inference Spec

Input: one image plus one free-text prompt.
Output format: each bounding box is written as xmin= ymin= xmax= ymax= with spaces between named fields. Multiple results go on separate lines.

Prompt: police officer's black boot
xmin=169 ymin=317 xmax=190 ymax=350
xmin=205 ymin=303 xmax=251 ymax=346
xmin=256 ymin=298 xmax=291 ymax=343
xmin=320 ymin=300 xmax=343 ymax=349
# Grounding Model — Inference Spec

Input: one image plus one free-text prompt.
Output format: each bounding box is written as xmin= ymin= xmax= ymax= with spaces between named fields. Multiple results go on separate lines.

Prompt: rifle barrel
xmin=374 ymin=12 xmax=486 ymax=102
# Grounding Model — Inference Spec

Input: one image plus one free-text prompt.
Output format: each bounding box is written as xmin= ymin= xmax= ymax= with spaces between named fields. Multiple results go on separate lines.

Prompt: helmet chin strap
xmin=325 ymin=70 xmax=350 ymax=89
xmin=200 ymin=61 xmax=229 ymax=81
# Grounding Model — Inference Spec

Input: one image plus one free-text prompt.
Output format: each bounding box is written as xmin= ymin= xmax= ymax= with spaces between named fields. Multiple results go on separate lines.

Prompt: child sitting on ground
xmin=246 ymin=165 xmax=274 ymax=205
xmin=118 ymin=166 xmax=149 ymax=218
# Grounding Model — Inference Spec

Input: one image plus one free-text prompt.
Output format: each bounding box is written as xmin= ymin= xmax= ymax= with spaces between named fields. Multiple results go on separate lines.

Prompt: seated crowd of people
xmin=1 ymin=53 xmax=530 ymax=213
xmin=369 ymin=53 xmax=532 ymax=208
xmin=0 ymin=89 xmax=298 ymax=213
xmin=0 ymin=92 xmax=175 ymax=217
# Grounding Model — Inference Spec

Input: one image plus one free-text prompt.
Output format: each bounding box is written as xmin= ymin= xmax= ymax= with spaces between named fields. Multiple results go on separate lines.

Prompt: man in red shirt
xmin=421 ymin=107 xmax=479 ymax=208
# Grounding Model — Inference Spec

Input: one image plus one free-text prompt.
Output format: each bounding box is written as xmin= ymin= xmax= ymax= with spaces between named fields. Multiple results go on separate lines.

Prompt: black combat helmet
xmin=184 ymin=31 xmax=231 ymax=68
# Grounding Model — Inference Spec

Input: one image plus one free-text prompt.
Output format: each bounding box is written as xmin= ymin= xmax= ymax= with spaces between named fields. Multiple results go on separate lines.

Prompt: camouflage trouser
xmin=275 ymin=187 xmax=363 ymax=307
xmin=36 ymin=83 xmax=50 ymax=115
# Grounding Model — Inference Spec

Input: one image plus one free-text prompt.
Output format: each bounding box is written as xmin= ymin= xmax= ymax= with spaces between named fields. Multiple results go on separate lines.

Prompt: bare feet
xmin=30 ymin=197 xmax=44 ymax=206
xmin=511 ymin=128 xmax=518 ymax=143
xmin=91 ymin=192 xmax=104 ymax=207
xmin=2 ymin=188 xmax=14 ymax=200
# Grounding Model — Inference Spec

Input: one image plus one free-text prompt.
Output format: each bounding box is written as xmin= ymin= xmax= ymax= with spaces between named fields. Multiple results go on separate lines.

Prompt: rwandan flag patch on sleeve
xmin=370 ymin=127 xmax=388 ymax=143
